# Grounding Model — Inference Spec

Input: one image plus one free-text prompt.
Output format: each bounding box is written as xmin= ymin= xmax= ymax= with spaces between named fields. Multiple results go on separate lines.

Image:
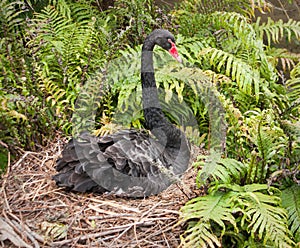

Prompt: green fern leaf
xmin=255 ymin=17 xmax=300 ymax=46
xmin=180 ymin=191 xmax=237 ymax=246
xmin=197 ymin=156 xmax=247 ymax=185
xmin=211 ymin=11 xmax=256 ymax=46
xmin=233 ymin=184 xmax=295 ymax=247
xmin=282 ymin=184 xmax=300 ymax=242
xmin=180 ymin=222 xmax=221 ymax=248
xmin=287 ymin=62 xmax=300 ymax=102
xmin=200 ymin=47 xmax=260 ymax=98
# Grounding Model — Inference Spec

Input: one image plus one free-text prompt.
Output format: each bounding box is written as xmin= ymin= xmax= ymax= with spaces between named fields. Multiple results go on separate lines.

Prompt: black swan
xmin=53 ymin=29 xmax=191 ymax=197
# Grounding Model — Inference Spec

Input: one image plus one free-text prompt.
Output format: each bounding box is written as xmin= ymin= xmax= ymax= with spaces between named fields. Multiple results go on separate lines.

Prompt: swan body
xmin=53 ymin=29 xmax=190 ymax=197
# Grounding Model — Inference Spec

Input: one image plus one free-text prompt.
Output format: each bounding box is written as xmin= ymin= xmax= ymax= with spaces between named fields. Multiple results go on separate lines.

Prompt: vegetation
xmin=0 ymin=0 xmax=299 ymax=247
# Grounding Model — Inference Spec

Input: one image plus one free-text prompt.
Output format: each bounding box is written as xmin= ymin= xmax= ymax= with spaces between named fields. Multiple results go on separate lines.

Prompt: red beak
xmin=168 ymin=39 xmax=182 ymax=63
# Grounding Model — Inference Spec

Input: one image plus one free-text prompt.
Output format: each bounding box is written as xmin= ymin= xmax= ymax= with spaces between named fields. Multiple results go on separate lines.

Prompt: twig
xmin=12 ymin=151 xmax=39 ymax=169
xmin=1 ymin=150 xmax=11 ymax=212
xmin=11 ymin=220 xmax=40 ymax=248
xmin=88 ymin=198 xmax=141 ymax=213
xmin=2 ymin=211 xmax=32 ymax=247
xmin=0 ymin=140 xmax=8 ymax=148
xmin=276 ymin=0 xmax=290 ymax=20
xmin=51 ymin=221 xmax=153 ymax=246
xmin=159 ymin=222 xmax=170 ymax=248
xmin=133 ymin=222 xmax=141 ymax=248
xmin=109 ymin=224 xmax=133 ymax=247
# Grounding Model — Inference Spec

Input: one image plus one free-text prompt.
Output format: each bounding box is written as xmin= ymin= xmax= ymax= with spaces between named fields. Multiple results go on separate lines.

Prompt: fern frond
xmin=180 ymin=222 xmax=221 ymax=248
xmin=175 ymin=0 xmax=271 ymax=17
xmin=266 ymin=47 xmax=299 ymax=72
xmin=211 ymin=11 xmax=257 ymax=45
xmin=282 ymin=184 xmax=300 ymax=242
xmin=286 ymin=62 xmax=300 ymax=102
xmin=254 ymin=17 xmax=300 ymax=46
xmin=37 ymin=70 xmax=69 ymax=109
xmin=179 ymin=191 xmax=236 ymax=246
xmin=196 ymin=156 xmax=248 ymax=185
xmin=231 ymin=184 xmax=295 ymax=247
xmin=176 ymin=35 xmax=213 ymax=62
xmin=0 ymin=0 xmax=27 ymax=32
xmin=200 ymin=47 xmax=260 ymax=98
xmin=243 ymin=110 xmax=288 ymax=181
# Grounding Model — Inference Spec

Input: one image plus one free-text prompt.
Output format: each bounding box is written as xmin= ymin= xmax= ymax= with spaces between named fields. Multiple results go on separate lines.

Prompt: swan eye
xmin=167 ymin=39 xmax=182 ymax=63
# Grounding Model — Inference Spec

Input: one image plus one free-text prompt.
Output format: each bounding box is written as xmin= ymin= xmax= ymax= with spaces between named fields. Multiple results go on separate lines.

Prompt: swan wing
xmin=53 ymin=130 xmax=174 ymax=196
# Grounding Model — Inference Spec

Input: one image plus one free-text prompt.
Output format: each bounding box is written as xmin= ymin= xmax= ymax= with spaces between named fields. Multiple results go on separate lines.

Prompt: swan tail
xmin=53 ymin=135 xmax=106 ymax=193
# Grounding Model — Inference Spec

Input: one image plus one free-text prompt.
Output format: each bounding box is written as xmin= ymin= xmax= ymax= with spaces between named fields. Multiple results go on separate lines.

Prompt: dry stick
xmin=158 ymin=221 xmax=170 ymax=248
xmin=24 ymin=221 xmax=45 ymax=244
xmin=88 ymin=213 xmax=135 ymax=221
xmin=32 ymin=180 xmax=54 ymax=201
xmin=133 ymin=223 xmax=142 ymax=248
xmin=111 ymin=201 xmax=163 ymax=246
xmin=175 ymin=182 xmax=192 ymax=200
xmin=275 ymin=0 xmax=290 ymax=20
xmin=51 ymin=221 xmax=153 ymax=246
xmin=26 ymin=188 xmax=64 ymax=202
xmin=146 ymin=220 xmax=178 ymax=241
xmin=140 ymin=201 xmax=162 ymax=219
xmin=2 ymin=210 xmax=32 ymax=248
xmin=138 ymin=239 xmax=166 ymax=248
xmin=109 ymin=224 xmax=133 ymax=247
xmin=138 ymin=210 xmax=178 ymax=245
xmin=92 ymin=236 xmax=112 ymax=248
xmin=1 ymin=150 xmax=11 ymax=212
xmin=67 ymin=199 xmax=90 ymax=236
xmin=120 ymin=215 xmax=176 ymax=246
xmin=88 ymin=198 xmax=141 ymax=213
xmin=0 ymin=140 xmax=8 ymax=149
xmin=125 ymin=202 xmax=161 ymax=247
xmin=12 ymin=151 xmax=41 ymax=169
xmin=11 ymin=220 xmax=40 ymax=248
xmin=133 ymin=218 xmax=177 ymax=245
xmin=121 ymin=223 xmax=168 ymax=248
xmin=39 ymin=151 xmax=56 ymax=168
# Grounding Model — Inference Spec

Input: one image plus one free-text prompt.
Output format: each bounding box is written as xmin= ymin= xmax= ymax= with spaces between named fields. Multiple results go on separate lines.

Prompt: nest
xmin=0 ymin=136 xmax=205 ymax=248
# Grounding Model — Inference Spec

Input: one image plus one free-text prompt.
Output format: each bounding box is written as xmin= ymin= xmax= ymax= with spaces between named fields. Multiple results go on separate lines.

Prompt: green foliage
xmin=281 ymin=185 xmax=300 ymax=242
xmin=196 ymin=156 xmax=248 ymax=185
xmin=179 ymin=192 xmax=232 ymax=247
xmin=0 ymin=148 xmax=8 ymax=174
xmin=175 ymin=1 xmax=300 ymax=247
xmin=0 ymin=0 xmax=54 ymax=151
xmin=0 ymin=0 xmax=115 ymax=153
xmin=180 ymin=183 xmax=295 ymax=247
xmin=173 ymin=0 xmax=272 ymax=38
xmin=174 ymin=0 xmax=271 ymax=17
xmin=254 ymin=17 xmax=300 ymax=46
xmin=26 ymin=0 xmax=109 ymax=131
xmin=287 ymin=62 xmax=300 ymax=102
xmin=111 ymin=0 xmax=158 ymax=46
xmin=199 ymin=47 xmax=261 ymax=97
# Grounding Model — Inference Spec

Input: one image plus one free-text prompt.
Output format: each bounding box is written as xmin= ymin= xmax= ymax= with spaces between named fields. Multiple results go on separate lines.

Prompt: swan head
xmin=148 ymin=29 xmax=182 ymax=63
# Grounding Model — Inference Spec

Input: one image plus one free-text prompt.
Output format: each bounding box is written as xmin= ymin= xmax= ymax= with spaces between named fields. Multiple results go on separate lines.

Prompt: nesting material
xmin=0 ymin=137 xmax=204 ymax=248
